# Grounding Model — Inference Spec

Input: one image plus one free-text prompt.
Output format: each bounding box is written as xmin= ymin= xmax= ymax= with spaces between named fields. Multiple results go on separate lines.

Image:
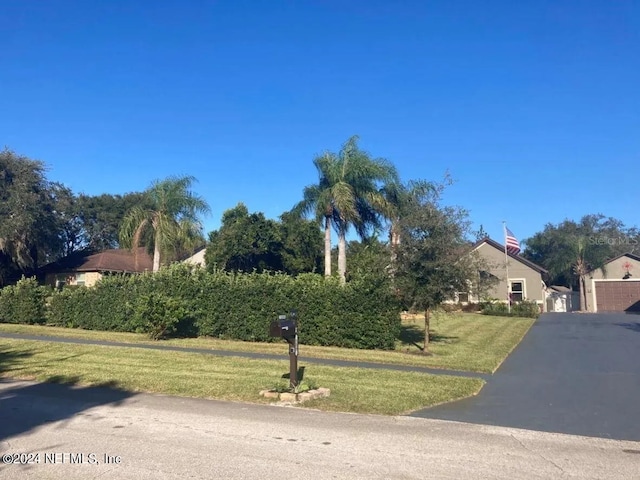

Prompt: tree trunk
xmin=324 ymin=216 xmax=331 ymax=277
xmin=338 ymin=228 xmax=347 ymax=285
xmin=423 ymin=308 xmax=430 ymax=352
xmin=389 ymin=222 xmax=400 ymax=279
xmin=579 ymin=275 xmax=587 ymax=312
xmin=153 ymin=231 xmax=161 ymax=272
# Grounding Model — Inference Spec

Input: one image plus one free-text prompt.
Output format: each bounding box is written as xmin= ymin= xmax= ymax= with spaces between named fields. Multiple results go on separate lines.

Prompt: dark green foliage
xmin=44 ymin=264 xmax=401 ymax=349
xmin=480 ymin=300 xmax=540 ymax=318
xmin=47 ymin=275 xmax=143 ymax=331
xmin=206 ymin=203 xmax=284 ymax=273
xmin=523 ymin=214 xmax=639 ymax=289
xmin=0 ymin=149 xmax=64 ymax=285
xmin=0 ymin=276 xmax=49 ymax=324
xmin=75 ymin=192 xmax=155 ymax=251
xmin=345 ymin=238 xmax=390 ymax=282
xmin=278 ymin=211 xmax=323 ymax=275
xmin=133 ymin=292 xmax=191 ymax=340
xmin=205 ymin=205 xmax=322 ymax=275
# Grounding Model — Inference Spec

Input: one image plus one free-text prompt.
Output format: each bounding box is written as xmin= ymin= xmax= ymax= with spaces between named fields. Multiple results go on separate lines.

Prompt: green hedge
xmin=0 ymin=276 xmax=49 ymax=325
xmin=43 ymin=264 xmax=401 ymax=349
xmin=480 ymin=299 xmax=540 ymax=318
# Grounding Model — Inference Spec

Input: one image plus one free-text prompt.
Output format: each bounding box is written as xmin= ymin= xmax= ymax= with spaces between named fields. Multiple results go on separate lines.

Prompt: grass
xmin=0 ymin=312 xmax=534 ymax=373
xmin=0 ymin=339 xmax=483 ymax=415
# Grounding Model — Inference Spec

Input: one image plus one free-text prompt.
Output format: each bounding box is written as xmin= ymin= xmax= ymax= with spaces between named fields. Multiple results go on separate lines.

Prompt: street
xmin=1 ymin=379 xmax=638 ymax=479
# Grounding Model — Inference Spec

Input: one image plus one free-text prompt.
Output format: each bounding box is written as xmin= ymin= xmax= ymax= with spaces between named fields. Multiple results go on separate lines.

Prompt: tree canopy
xmin=0 ymin=149 xmax=64 ymax=285
xmin=394 ymin=186 xmax=480 ymax=351
xmin=205 ymin=204 xmax=322 ymax=275
xmin=295 ymin=135 xmax=398 ymax=283
xmin=119 ymin=175 xmax=211 ymax=271
xmin=522 ymin=214 xmax=639 ymax=311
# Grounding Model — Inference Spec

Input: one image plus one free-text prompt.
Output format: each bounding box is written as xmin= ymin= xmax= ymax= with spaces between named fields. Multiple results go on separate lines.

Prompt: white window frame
xmin=509 ymin=278 xmax=526 ymax=302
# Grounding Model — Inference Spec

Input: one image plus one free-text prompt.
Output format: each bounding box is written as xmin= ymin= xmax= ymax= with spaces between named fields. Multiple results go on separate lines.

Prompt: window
xmin=457 ymin=292 xmax=469 ymax=303
xmin=75 ymin=273 xmax=86 ymax=286
xmin=510 ymin=281 xmax=524 ymax=302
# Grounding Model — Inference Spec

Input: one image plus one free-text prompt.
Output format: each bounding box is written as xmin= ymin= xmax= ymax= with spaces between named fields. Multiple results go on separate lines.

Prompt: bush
xmin=133 ymin=292 xmax=192 ymax=340
xmin=45 ymin=264 xmax=402 ymax=350
xmin=0 ymin=276 xmax=49 ymax=324
xmin=481 ymin=299 xmax=540 ymax=318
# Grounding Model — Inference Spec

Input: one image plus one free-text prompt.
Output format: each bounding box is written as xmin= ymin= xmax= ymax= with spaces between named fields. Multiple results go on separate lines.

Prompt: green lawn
xmin=0 ymin=339 xmax=483 ymax=415
xmin=0 ymin=312 xmax=534 ymax=373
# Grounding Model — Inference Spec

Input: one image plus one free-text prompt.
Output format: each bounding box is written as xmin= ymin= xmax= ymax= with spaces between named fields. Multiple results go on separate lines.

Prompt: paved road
xmin=412 ymin=313 xmax=640 ymax=441
xmin=1 ymin=379 xmax=639 ymax=480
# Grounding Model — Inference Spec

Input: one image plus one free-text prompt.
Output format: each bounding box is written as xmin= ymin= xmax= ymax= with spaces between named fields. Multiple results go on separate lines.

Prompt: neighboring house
xmin=545 ymin=285 xmax=580 ymax=313
xmin=183 ymin=247 xmax=206 ymax=267
xmin=580 ymin=253 xmax=640 ymax=313
xmin=40 ymin=248 xmax=153 ymax=288
xmin=454 ymin=237 xmax=548 ymax=308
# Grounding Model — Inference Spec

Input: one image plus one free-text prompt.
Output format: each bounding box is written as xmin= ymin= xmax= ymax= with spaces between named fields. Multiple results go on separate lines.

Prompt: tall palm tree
xmin=119 ymin=175 xmax=211 ymax=272
xmin=295 ymin=136 xmax=398 ymax=283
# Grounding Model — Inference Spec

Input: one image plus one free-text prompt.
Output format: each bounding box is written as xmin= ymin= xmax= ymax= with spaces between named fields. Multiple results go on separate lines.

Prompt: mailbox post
xmin=269 ymin=311 xmax=299 ymax=389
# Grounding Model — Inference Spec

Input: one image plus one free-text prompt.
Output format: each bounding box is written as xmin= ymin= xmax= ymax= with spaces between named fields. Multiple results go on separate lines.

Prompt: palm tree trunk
xmin=389 ymin=222 xmax=400 ymax=279
xmin=324 ymin=216 xmax=332 ymax=277
xmin=153 ymin=232 xmax=161 ymax=272
xmin=338 ymin=229 xmax=347 ymax=284
xmin=579 ymin=275 xmax=587 ymax=312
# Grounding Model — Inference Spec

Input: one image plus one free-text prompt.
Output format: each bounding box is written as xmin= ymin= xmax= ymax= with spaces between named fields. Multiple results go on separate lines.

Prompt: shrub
xmin=45 ymin=265 xmax=401 ymax=349
xmin=481 ymin=299 xmax=539 ymax=318
xmin=133 ymin=292 xmax=192 ymax=340
xmin=0 ymin=276 xmax=49 ymax=324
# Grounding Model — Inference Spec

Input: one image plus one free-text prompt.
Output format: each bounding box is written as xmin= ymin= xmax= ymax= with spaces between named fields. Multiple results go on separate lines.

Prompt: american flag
xmin=505 ymin=227 xmax=520 ymax=255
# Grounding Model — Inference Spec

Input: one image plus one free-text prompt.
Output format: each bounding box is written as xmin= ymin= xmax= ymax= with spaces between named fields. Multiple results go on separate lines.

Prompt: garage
xmin=594 ymin=280 xmax=640 ymax=312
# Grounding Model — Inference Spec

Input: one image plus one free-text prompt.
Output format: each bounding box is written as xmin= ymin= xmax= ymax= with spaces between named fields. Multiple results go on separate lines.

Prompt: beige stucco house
xmin=457 ymin=238 xmax=548 ymax=307
xmin=580 ymin=253 xmax=640 ymax=313
xmin=183 ymin=247 xmax=206 ymax=267
xmin=40 ymin=248 xmax=153 ymax=288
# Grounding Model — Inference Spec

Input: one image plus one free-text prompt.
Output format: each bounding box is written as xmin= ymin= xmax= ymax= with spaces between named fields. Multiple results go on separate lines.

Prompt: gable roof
xmin=41 ymin=248 xmax=153 ymax=274
xmin=472 ymin=237 xmax=548 ymax=274
xmin=585 ymin=252 xmax=640 ymax=275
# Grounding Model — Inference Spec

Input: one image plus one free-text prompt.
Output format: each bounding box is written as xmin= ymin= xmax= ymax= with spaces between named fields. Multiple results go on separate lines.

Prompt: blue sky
xmin=2 ymin=1 xmax=638 ymax=246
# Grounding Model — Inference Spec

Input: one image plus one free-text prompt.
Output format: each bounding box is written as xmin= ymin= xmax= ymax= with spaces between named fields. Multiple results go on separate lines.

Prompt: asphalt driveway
xmin=411 ymin=313 xmax=640 ymax=441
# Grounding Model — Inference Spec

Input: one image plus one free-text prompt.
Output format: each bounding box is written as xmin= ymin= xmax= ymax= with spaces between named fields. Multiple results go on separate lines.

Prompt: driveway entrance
xmin=411 ymin=313 xmax=640 ymax=441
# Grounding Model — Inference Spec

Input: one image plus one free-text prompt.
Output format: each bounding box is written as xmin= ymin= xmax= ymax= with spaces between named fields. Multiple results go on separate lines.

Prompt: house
xmin=183 ymin=247 xmax=206 ymax=267
xmin=456 ymin=237 xmax=548 ymax=308
xmin=580 ymin=253 xmax=640 ymax=313
xmin=40 ymin=248 xmax=153 ymax=288
xmin=545 ymin=285 xmax=580 ymax=313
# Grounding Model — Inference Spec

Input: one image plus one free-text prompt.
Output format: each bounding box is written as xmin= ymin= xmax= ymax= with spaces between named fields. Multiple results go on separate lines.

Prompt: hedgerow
xmin=42 ymin=264 xmax=401 ymax=349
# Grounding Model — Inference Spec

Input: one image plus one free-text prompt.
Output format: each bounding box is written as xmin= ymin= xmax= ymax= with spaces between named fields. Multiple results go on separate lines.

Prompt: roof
xmin=549 ymin=285 xmax=573 ymax=293
xmin=183 ymin=247 xmax=206 ymax=266
xmin=41 ymin=248 xmax=153 ymax=274
xmin=584 ymin=251 xmax=640 ymax=276
xmin=471 ymin=237 xmax=548 ymax=274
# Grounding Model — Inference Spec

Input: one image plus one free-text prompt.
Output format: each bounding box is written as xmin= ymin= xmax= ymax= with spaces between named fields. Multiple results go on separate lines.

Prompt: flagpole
xmin=503 ymin=221 xmax=511 ymax=314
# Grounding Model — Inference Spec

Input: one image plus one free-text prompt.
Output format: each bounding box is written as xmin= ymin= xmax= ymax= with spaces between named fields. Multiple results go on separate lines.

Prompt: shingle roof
xmin=41 ymin=248 xmax=153 ymax=274
xmin=471 ymin=237 xmax=548 ymax=274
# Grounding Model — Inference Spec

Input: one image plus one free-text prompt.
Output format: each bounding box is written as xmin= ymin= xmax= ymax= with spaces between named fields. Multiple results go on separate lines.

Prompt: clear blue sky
xmin=2 ymin=0 xmax=638 ymax=246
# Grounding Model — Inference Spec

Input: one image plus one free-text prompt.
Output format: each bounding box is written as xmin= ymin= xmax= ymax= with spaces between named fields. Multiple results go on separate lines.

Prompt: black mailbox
xmin=269 ymin=311 xmax=300 ymax=388
xmin=269 ymin=315 xmax=297 ymax=340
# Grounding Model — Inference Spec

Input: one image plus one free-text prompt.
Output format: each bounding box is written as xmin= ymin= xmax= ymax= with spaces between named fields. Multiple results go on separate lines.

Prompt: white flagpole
xmin=503 ymin=221 xmax=511 ymax=314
